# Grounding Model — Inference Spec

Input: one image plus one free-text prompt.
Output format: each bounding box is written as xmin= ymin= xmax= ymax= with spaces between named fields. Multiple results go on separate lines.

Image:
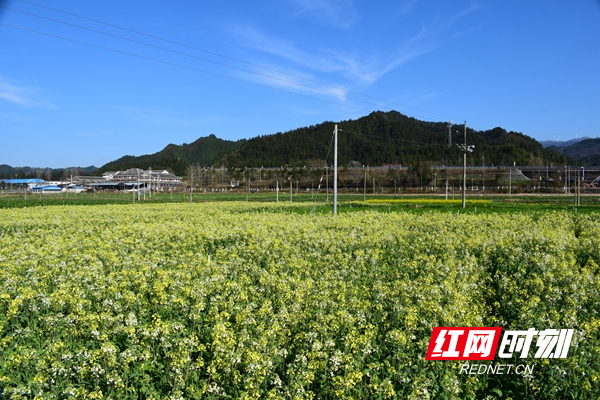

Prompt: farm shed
xmin=88 ymin=182 xmax=127 ymax=191
xmin=31 ymin=185 xmax=62 ymax=192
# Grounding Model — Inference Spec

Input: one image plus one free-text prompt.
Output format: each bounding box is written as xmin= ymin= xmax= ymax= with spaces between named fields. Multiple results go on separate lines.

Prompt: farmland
xmin=1 ymin=201 xmax=600 ymax=398
xmin=3 ymin=190 xmax=600 ymax=214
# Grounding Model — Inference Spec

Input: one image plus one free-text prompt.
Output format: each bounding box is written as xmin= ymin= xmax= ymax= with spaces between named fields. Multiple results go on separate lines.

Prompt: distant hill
xmin=540 ymin=137 xmax=591 ymax=148
xmin=0 ymin=165 xmax=97 ymax=180
xmin=212 ymin=111 xmax=570 ymax=168
xmin=548 ymin=138 xmax=600 ymax=166
xmin=96 ymin=134 xmax=244 ymax=176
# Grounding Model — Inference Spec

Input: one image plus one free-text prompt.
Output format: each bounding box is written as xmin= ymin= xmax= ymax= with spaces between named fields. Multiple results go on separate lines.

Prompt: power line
xmin=12 ymin=0 xmax=457 ymax=121
xmin=1 ymin=6 xmax=382 ymax=107
xmin=0 ymin=23 xmax=371 ymax=112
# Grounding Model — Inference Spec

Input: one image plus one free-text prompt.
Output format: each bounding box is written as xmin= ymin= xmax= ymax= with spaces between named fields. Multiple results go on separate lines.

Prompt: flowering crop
xmin=0 ymin=203 xmax=598 ymax=399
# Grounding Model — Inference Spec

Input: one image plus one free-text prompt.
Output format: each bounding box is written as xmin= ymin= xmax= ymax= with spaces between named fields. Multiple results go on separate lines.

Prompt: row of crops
xmin=1 ymin=202 xmax=599 ymax=398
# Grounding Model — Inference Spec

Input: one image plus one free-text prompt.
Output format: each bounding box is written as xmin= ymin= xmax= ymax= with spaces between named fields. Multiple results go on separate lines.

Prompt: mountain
xmin=96 ymin=111 xmax=575 ymax=175
xmin=212 ymin=111 xmax=570 ymax=168
xmin=96 ymin=134 xmax=244 ymax=176
xmin=548 ymin=138 xmax=600 ymax=166
xmin=540 ymin=137 xmax=591 ymax=148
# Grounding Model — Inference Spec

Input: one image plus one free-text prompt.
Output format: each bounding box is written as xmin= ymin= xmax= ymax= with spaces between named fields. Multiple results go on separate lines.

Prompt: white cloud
xmin=419 ymin=92 xmax=438 ymax=102
xmin=341 ymin=4 xmax=483 ymax=85
xmin=233 ymin=26 xmax=333 ymax=70
xmin=232 ymin=25 xmax=432 ymax=87
xmin=0 ymin=76 xmax=57 ymax=109
xmin=329 ymin=46 xmax=431 ymax=86
xmin=226 ymin=3 xmax=482 ymax=104
xmin=0 ymin=78 xmax=34 ymax=106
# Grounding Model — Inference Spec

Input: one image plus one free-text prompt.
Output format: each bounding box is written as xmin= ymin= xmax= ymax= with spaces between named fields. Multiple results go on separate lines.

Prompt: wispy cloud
xmin=233 ymin=26 xmax=336 ymax=70
xmin=231 ymin=56 xmax=350 ymax=101
xmin=456 ymin=2 xmax=481 ymax=19
xmin=0 ymin=76 xmax=57 ymax=108
xmin=337 ymin=3 xmax=483 ymax=84
xmin=232 ymin=25 xmax=431 ymax=87
xmin=419 ymin=92 xmax=438 ymax=102
xmin=0 ymin=78 xmax=35 ymax=106
xmin=289 ymin=0 xmax=359 ymax=28
xmin=328 ymin=45 xmax=432 ymax=86
xmin=229 ymin=3 xmax=481 ymax=98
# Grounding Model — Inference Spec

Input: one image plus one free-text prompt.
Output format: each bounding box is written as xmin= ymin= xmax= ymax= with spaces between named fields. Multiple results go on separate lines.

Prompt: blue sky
xmin=1 ymin=0 xmax=599 ymax=168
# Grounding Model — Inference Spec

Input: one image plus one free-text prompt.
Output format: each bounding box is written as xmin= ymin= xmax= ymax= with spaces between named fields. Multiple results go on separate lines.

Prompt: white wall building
xmin=103 ymin=168 xmax=183 ymax=190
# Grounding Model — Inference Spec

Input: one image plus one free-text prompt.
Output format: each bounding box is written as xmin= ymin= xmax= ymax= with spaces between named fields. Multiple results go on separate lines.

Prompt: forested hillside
xmin=63 ymin=111 xmax=577 ymax=176
xmin=214 ymin=111 xmax=570 ymax=168
xmin=0 ymin=165 xmax=97 ymax=180
xmin=96 ymin=134 xmax=243 ymax=176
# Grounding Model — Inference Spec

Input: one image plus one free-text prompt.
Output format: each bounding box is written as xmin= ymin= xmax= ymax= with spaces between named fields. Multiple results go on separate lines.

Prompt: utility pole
xmin=462 ymin=124 xmax=466 ymax=207
xmin=326 ymin=167 xmax=329 ymax=202
xmin=276 ymin=179 xmax=279 ymax=202
xmin=576 ymin=170 xmax=581 ymax=207
xmin=482 ymin=156 xmax=485 ymax=191
xmin=573 ymin=171 xmax=579 ymax=206
xmin=333 ymin=124 xmax=338 ymax=215
xmin=148 ymin=167 xmax=152 ymax=198
xmin=457 ymin=121 xmax=474 ymax=208
xmin=448 ymin=120 xmax=452 ymax=147
xmin=509 ymin=167 xmax=512 ymax=197
xmin=363 ymin=166 xmax=367 ymax=202
xmin=189 ymin=167 xmax=193 ymax=202
xmin=444 ymin=167 xmax=448 ymax=200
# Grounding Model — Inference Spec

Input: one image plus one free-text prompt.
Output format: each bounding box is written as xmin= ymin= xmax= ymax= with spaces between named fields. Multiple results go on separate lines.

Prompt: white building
xmin=102 ymin=168 xmax=183 ymax=190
